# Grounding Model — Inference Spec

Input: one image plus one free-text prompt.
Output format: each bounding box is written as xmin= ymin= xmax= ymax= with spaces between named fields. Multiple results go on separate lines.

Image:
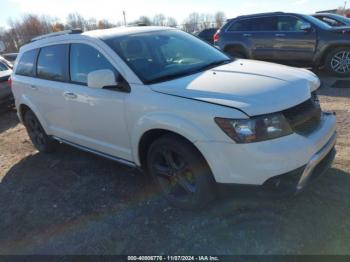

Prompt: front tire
xmin=325 ymin=47 xmax=350 ymax=77
xmin=23 ymin=110 xmax=57 ymax=153
xmin=147 ymin=134 xmax=216 ymax=210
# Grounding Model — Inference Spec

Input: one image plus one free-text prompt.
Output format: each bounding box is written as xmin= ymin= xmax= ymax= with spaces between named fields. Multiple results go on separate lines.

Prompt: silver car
xmin=0 ymin=59 xmax=13 ymax=107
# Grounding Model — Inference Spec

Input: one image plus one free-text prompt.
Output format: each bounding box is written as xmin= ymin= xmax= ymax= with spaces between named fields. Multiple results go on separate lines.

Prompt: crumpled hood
xmin=150 ymin=59 xmax=320 ymax=116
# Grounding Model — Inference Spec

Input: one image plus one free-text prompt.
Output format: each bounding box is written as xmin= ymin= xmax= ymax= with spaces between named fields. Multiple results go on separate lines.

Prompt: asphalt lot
xmin=0 ymin=70 xmax=349 ymax=255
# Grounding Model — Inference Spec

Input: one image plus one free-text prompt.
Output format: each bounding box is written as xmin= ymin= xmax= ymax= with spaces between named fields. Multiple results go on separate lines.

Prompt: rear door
xmin=273 ymin=15 xmax=317 ymax=63
xmin=33 ymin=44 xmax=73 ymax=140
xmin=248 ymin=16 xmax=278 ymax=61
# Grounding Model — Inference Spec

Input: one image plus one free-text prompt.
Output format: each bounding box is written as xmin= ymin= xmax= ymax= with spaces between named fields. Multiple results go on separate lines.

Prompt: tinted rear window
xmin=16 ymin=50 xmax=37 ymax=76
xmin=37 ymin=45 xmax=67 ymax=81
xmin=250 ymin=16 xmax=277 ymax=31
xmin=228 ymin=19 xmax=251 ymax=31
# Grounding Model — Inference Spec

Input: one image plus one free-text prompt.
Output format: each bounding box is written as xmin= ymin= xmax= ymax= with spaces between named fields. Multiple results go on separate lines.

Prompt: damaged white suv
xmin=12 ymin=27 xmax=336 ymax=209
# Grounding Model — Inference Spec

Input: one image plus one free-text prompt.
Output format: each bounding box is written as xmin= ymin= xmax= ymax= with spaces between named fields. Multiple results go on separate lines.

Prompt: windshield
xmin=104 ymin=29 xmax=231 ymax=84
xmin=330 ymin=14 xmax=350 ymax=25
xmin=302 ymin=14 xmax=332 ymax=30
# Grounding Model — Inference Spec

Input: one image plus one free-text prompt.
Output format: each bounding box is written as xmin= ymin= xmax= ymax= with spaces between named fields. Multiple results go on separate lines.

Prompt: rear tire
xmin=23 ymin=110 xmax=57 ymax=153
xmin=147 ymin=134 xmax=216 ymax=210
xmin=325 ymin=47 xmax=350 ymax=77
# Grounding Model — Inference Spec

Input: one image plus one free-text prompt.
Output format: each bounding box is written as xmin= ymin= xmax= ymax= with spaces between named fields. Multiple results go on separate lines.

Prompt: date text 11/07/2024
xmin=127 ymin=256 xmax=220 ymax=261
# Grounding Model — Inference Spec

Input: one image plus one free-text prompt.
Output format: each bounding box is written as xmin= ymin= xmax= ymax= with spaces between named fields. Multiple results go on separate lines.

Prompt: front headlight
xmin=215 ymin=113 xmax=293 ymax=143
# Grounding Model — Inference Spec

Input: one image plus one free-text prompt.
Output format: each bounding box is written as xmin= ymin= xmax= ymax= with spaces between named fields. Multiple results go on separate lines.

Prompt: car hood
xmin=150 ymin=59 xmax=320 ymax=116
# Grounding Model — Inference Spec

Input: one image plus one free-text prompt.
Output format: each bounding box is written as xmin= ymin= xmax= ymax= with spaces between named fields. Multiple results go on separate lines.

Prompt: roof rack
xmin=31 ymin=29 xmax=83 ymax=42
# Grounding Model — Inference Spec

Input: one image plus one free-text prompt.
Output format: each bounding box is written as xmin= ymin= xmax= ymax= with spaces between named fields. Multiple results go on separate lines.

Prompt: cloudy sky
xmin=0 ymin=0 xmax=346 ymax=27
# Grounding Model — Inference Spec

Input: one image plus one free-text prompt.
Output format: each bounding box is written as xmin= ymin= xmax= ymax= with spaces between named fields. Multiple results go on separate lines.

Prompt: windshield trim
xmin=302 ymin=14 xmax=332 ymax=30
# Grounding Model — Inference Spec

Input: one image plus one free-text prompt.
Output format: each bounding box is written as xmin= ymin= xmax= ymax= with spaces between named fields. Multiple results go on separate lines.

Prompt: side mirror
xmin=300 ymin=23 xmax=312 ymax=32
xmin=87 ymin=69 xmax=117 ymax=89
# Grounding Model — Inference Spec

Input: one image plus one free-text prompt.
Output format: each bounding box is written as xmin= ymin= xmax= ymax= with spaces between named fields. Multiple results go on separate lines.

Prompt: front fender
xmin=130 ymin=112 xmax=211 ymax=166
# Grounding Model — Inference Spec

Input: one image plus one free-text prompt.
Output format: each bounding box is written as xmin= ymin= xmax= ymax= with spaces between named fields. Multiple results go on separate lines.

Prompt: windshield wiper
xmin=193 ymin=59 xmax=232 ymax=73
xmin=146 ymin=71 xmax=195 ymax=84
xmin=146 ymin=59 xmax=232 ymax=84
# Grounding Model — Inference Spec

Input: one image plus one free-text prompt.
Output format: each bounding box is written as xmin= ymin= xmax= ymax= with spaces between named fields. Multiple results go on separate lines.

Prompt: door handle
xmin=243 ymin=33 xmax=252 ymax=37
xmin=275 ymin=33 xmax=286 ymax=37
xmin=29 ymin=85 xmax=37 ymax=90
xmin=63 ymin=92 xmax=77 ymax=99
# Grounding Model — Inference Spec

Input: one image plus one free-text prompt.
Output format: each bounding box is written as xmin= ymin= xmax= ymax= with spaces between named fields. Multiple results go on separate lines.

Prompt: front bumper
xmin=263 ymin=136 xmax=336 ymax=194
xmin=195 ymin=112 xmax=336 ymax=185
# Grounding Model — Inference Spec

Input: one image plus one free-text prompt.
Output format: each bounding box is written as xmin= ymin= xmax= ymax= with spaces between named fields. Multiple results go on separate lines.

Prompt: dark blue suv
xmin=214 ymin=12 xmax=350 ymax=76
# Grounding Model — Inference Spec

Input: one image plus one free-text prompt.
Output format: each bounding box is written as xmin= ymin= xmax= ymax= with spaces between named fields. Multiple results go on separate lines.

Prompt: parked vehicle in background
xmin=2 ymin=53 xmax=18 ymax=64
xmin=312 ymin=13 xmax=350 ymax=27
xmin=0 ymin=55 xmax=13 ymax=69
xmin=0 ymin=60 xmax=13 ymax=108
xmin=215 ymin=12 xmax=350 ymax=76
xmin=12 ymin=27 xmax=336 ymax=209
xmin=196 ymin=28 xmax=218 ymax=44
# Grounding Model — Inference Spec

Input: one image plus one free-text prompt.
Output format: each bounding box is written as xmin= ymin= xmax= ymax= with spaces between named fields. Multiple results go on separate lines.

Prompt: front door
xmin=273 ymin=15 xmax=317 ymax=64
xmin=65 ymin=43 xmax=132 ymax=161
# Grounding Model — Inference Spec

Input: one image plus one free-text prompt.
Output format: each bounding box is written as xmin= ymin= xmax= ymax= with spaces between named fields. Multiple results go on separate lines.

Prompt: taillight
xmin=213 ymin=30 xmax=220 ymax=42
xmin=7 ymin=77 xmax=12 ymax=87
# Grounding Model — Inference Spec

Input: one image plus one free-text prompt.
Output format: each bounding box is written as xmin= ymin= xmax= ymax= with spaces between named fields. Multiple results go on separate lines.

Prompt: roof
xmin=20 ymin=26 xmax=176 ymax=52
xmin=235 ymin=11 xmax=285 ymax=19
xmin=316 ymin=9 xmax=338 ymax=14
xmin=83 ymin=26 xmax=175 ymax=40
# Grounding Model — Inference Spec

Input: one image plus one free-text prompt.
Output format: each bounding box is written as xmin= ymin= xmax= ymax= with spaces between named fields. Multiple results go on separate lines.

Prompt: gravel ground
xmin=0 ymin=72 xmax=349 ymax=255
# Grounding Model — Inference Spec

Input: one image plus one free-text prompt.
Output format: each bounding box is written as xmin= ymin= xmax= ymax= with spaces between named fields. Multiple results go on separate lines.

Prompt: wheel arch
xmin=137 ymin=128 xmax=213 ymax=177
xmin=223 ymin=44 xmax=249 ymax=58
xmin=17 ymin=99 xmax=50 ymax=133
xmin=317 ymin=44 xmax=350 ymax=67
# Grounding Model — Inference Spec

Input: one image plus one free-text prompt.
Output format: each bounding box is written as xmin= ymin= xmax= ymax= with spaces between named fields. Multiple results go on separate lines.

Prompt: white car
xmin=11 ymin=27 xmax=336 ymax=209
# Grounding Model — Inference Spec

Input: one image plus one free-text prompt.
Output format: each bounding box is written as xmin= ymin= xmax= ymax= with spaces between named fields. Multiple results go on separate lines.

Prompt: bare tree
xmin=166 ymin=17 xmax=178 ymax=27
xmin=138 ymin=16 xmax=152 ymax=26
xmin=214 ymin=11 xmax=226 ymax=28
xmin=153 ymin=14 xmax=166 ymax=26
xmin=66 ymin=13 xmax=85 ymax=30
xmin=183 ymin=12 xmax=201 ymax=32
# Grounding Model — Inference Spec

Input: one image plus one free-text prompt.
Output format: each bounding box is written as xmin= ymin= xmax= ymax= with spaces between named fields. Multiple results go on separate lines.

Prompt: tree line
xmin=0 ymin=11 xmax=226 ymax=52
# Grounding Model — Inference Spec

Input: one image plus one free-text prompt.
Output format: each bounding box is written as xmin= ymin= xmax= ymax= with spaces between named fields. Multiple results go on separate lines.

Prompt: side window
xmin=250 ymin=17 xmax=278 ymax=31
xmin=278 ymin=16 xmax=306 ymax=31
xmin=37 ymin=45 xmax=66 ymax=81
xmin=15 ymin=49 xmax=37 ymax=76
xmin=228 ymin=19 xmax=251 ymax=31
xmin=0 ymin=62 xmax=8 ymax=71
xmin=70 ymin=43 xmax=117 ymax=85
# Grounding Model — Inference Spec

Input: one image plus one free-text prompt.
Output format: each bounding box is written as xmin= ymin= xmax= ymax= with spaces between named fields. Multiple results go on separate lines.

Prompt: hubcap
xmin=331 ymin=51 xmax=350 ymax=73
xmin=152 ymin=148 xmax=196 ymax=198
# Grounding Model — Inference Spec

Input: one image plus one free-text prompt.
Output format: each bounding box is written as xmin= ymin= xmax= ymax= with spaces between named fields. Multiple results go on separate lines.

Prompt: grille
xmin=283 ymin=96 xmax=321 ymax=136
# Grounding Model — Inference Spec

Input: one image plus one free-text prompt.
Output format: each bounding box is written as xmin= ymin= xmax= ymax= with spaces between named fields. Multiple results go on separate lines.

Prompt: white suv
xmin=12 ymin=27 xmax=336 ymax=209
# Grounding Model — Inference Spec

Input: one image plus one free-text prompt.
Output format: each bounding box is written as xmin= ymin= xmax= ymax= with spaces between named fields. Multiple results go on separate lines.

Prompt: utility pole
xmin=343 ymin=1 xmax=348 ymax=15
xmin=123 ymin=11 xmax=127 ymax=26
